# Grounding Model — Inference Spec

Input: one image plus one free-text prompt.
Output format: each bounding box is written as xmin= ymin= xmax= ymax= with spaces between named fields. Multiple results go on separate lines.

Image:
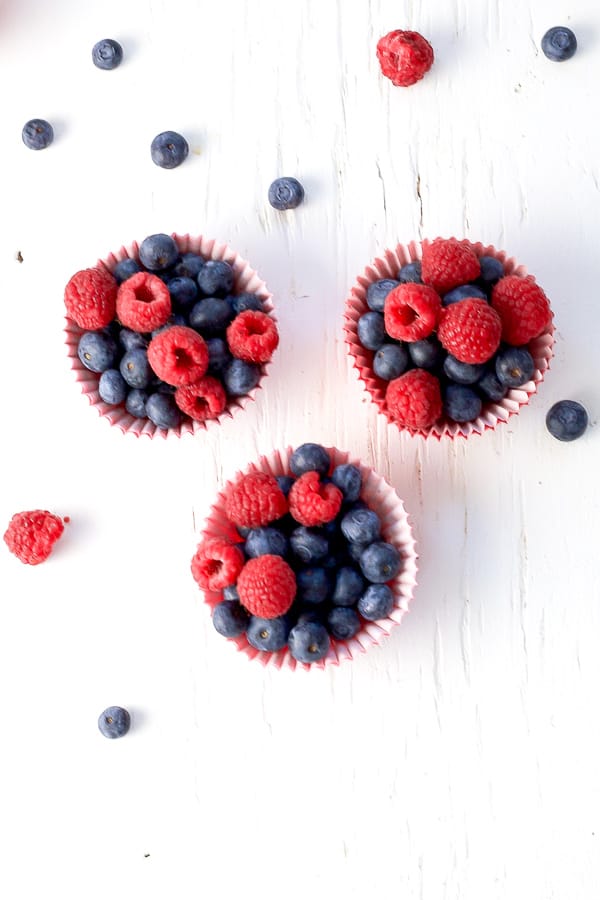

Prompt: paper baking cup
xmin=344 ymin=239 xmax=555 ymax=439
xmin=198 ymin=446 xmax=418 ymax=671
xmin=65 ymin=233 xmax=275 ymax=438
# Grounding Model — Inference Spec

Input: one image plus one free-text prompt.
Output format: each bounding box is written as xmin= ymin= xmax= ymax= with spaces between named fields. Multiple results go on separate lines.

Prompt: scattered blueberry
xmin=189 ymin=297 xmax=234 ymax=334
xmin=231 ymin=292 xmax=263 ymax=314
xmin=206 ymin=338 xmax=232 ymax=374
xmin=546 ymin=399 xmax=588 ymax=441
xmin=408 ymin=336 xmax=443 ymax=369
xmin=373 ymin=343 xmax=410 ymax=380
xmin=296 ymin=568 xmax=331 ymax=605
xmin=442 ymin=284 xmax=487 ymax=306
xmin=276 ymin=475 xmax=295 ymax=497
xmin=288 ymin=621 xmax=330 ymax=663
xmin=541 ymin=26 xmax=577 ymax=62
xmin=477 ymin=370 xmax=508 ymax=402
xmin=245 ymin=527 xmax=288 ymax=558
xmin=223 ymin=585 xmax=240 ymax=601
xmin=331 ymin=464 xmax=362 ymax=503
xmin=22 ymin=118 xmax=54 ymax=150
xmin=397 ymin=261 xmax=422 ymax=283
xmin=98 ymin=706 xmax=130 ymax=739
xmin=174 ymin=253 xmax=205 ymax=279
xmin=150 ymin=130 xmax=189 ymax=169
xmin=268 ymin=177 xmax=305 ymax=211
xmin=357 ymin=311 xmax=386 ymax=351
xmin=212 ymin=600 xmax=249 ymax=638
xmin=222 ymin=358 xmax=261 ymax=396
xmin=145 ymin=392 xmax=181 ymax=429
xmin=92 ymin=38 xmax=123 ymax=70
xmin=359 ymin=542 xmax=401 ymax=583
xmin=125 ymin=388 xmax=148 ymax=418
xmin=443 ymin=355 xmax=485 ymax=385
xmin=443 ymin=384 xmax=482 ymax=423
xmin=478 ymin=256 xmax=504 ymax=285
xmin=77 ymin=331 xmax=118 ymax=373
xmin=290 ymin=526 xmax=329 ymax=564
xmin=197 ymin=260 xmax=235 ymax=297
xmin=167 ymin=276 xmax=198 ymax=310
xmin=358 ymin=584 xmax=394 ymax=621
xmin=120 ymin=348 xmax=153 ymax=388
xmin=289 ymin=443 xmax=330 ymax=477
xmin=139 ymin=233 xmax=179 ymax=272
xmin=366 ymin=279 xmax=399 ymax=312
xmin=327 ymin=606 xmax=361 ymax=640
xmin=247 ymin=615 xmax=290 ymax=652
xmin=113 ymin=258 xmax=141 ymax=284
xmin=98 ymin=369 xmax=128 ymax=404
xmin=340 ymin=507 xmax=381 ymax=544
xmin=332 ymin=566 xmax=365 ymax=606
xmin=495 ymin=346 xmax=535 ymax=388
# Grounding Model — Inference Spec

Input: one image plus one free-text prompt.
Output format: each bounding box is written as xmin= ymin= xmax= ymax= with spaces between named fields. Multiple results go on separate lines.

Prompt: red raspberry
xmin=190 ymin=537 xmax=245 ymax=591
xmin=147 ymin=325 xmax=209 ymax=386
xmin=225 ymin=472 xmax=288 ymax=528
xmin=175 ymin=376 xmax=227 ymax=422
xmin=64 ymin=267 xmax=118 ymax=330
xmin=437 ymin=298 xmax=502 ymax=364
xmin=288 ymin=471 xmax=343 ymax=527
xmin=116 ymin=271 xmax=171 ymax=333
xmin=491 ymin=275 xmax=552 ymax=345
xmin=386 ymin=368 xmax=442 ymax=430
xmin=376 ymin=30 xmax=434 ymax=87
xmin=384 ymin=283 xmax=441 ymax=341
xmin=421 ymin=238 xmax=481 ymax=294
xmin=226 ymin=310 xmax=279 ymax=364
xmin=237 ymin=555 xmax=296 ymax=618
xmin=4 ymin=510 xmax=66 ymax=565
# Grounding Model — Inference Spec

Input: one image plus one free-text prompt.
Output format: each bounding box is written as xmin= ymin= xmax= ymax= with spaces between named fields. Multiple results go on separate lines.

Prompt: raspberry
xmin=288 ymin=471 xmax=343 ymax=527
xmin=225 ymin=472 xmax=288 ymax=528
xmin=491 ymin=275 xmax=552 ymax=345
xmin=421 ymin=238 xmax=481 ymax=294
xmin=226 ymin=310 xmax=279 ymax=363
xmin=384 ymin=283 xmax=441 ymax=342
xmin=64 ymin=267 xmax=118 ymax=330
xmin=190 ymin=538 xmax=245 ymax=591
xmin=386 ymin=368 xmax=442 ymax=430
xmin=147 ymin=325 xmax=209 ymax=386
xmin=437 ymin=298 xmax=502 ymax=364
xmin=174 ymin=375 xmax=227 ymax=422
xmin=237 ymin=555 xmax=296 ymax=619
xmin=376 ymin=30 xmax=434 ymax=87
xmin=116 ymin=271 xmax=172 ymax=333
xmin=4 ymin=510 xmax=66 ymax=565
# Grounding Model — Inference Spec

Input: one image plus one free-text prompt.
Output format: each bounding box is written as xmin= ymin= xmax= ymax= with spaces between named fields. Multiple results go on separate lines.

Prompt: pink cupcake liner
xmin=65 ymin=233 xmax=275 ymax=438
xmin=197 ymin=446 xmax=418 ymax=671
xmin=344 ymin=238 xmax=555 ymax=440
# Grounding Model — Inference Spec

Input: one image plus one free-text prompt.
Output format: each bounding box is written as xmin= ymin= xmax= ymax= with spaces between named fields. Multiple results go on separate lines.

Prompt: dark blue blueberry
xmin=120 ymin=348 xmax=152 ymax=389
xmin=357 ymin=311 xmax=386 ymax=351
xmin=288 ymin=621 xmax=330 ymax=664
xmin=495 ymin=347 xmax=535 ymax=388
xmin=244 ymin=527 xmax=288 ymax=558
xmin=289 ymin=443 xmax=330 ymax=477
xmin=347 ymin=541 xmax=369 ymax=563
xmin=145 ymin=392 xmax=181 ymax=430
xmin=125 ymin=388 xmax=148 ymax=418
xmin=276 ymin=475 xmax=295 ymax=497
xmin=151 ymin=314 xmax=186 ymax=338
xmin=150 ymin=131 xmax=189 ymax=169
xmin=332 ymin=566 xmax=365 ymax=607
xmin=295 ymin=608 xmax=327 ymax=626
xmin=197 ymin=260 xmax=235 ymax=297
xmin=443 ymin=354 xmax=486 ymax=385
xmin=477 ymin=370 xmax=508 ymax=402
xmin=366 ymin=279 xmax=399 ymax=312
xmin=296 ymin=568 xmax=331 ymax=605
xmin=442 ymin=284 xmax=488 ymax=306
xmin=247 ymin=615 xmax=290 ymax=652
xmin=373 ymin=343 xmax=410 ymax=380
xmin=118 ymin=328 xmax=148 ymax=352
xmin=546 ymin=400 xmax=588 ymax=441
xmin=268 ymin=176 xmax=305 ymax=210
xmin=478 ymin=256 xmax=504 ymax=285
xmin=139 ymin=234 xmax=179 ymax=272
xmin=189 ymin=297 xmax=234 ymax=334
xmin=358 ymin=584 xmax=394 ymax=621
xmin=397 ymin=261 xmax=422 ymax=283
xmin=113 ymin=258 xmax=141 ymax=284
xmin=230 ymin=292 xmax=263 ymax=314
xmin=22 ymin=118 xmax=54 ymax=150
xmin=223 ymin=585 xmax=240 ymax=602
xmin=223 ymin=359 xmax=261 ymax=396
xmin=77 ymin=331 xmax=118 ymax=373
xmin=98 ymin=706 xmax=130 ymax=739
xmin=444 ymin=384 xmax=482 ymax=423
xmin=541 ymin=26 xmax=577 ymax=62
xmin=290 ymin=527 xmax=329 ymax=564
xmin=174 ymin=253 xmax=205 ymax=279
xmin=167 ymin=276 xmax=198 ymax=310
xmin=212 ymin=600 xmax=249 ymax=638
xmin=331 ymin=464 xmax=362 ymax=503
xmin=206 ymin=338 xmax=232 ymax=374
xmin=409 ymin=336 xmax=444 ymax=369
xmin=359 ymin=542 xmax=401 ymax=583
xmin=327 ymin=606 xmax=361 ymax=640
xmin=340 ymin=507 xmax=381 ymax=544
xmin=98 ymin=369 xmax=127 ymax=405
xmin=92 ymin=38 xmax=123 ymax=70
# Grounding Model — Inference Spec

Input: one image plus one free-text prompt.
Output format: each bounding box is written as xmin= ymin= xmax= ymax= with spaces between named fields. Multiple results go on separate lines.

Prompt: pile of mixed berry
xmin=191 ymin=443 xmax=404 ymax=666
xmin=64 ymin=233 xmax=278 ymax=431
xmin=354 ymin=237 xmax=553 ymax=432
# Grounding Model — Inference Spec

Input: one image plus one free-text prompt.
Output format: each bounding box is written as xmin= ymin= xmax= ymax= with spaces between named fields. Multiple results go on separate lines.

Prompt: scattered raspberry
xmin=147 ymin=325 xmax=209 ymax=386
xmin=386 ymin=368 xmax=442 ymax=430
xmin=4 ymin=510 xmax=66 ymax=565
xmin=64 ymin=267 xmax=118 ymax=330
xmin=288 ymin=471 xmax=343 ymax=527
xmin=491 ymin=275 xmax=552 ymax=345
xmin=190 ymin=537 xmax=245 ymax=591
xmin=376 ymin=30 xmax=434 ymax=87
xmin=384 ymin=283 xmax=441 ymax=342
xmin=225 ymin=472 xmax=288 ymax=528
xmin=421 ymin=238 xmax=481 ymax=294
xmin=437 ymin=298 xmax=502 ymax=364
xmin=175 ymin=376 xmax=227 ymax=422
xmin=226 ymin=310 xmax=279 ymax=364
xmin=237 ymin=555 xmax=296 ymax=619
xmin=116 ymin=271 xmax=172 ymax=333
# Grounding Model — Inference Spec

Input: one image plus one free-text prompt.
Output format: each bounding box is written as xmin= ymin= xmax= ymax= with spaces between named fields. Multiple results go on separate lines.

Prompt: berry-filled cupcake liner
xmin=198 ymin=446 xmax=418 ymax=671
xmin=65 ymin=233 xmax=276 ymax=438
xmin=344 ymin=239 xmax=555 ymax=439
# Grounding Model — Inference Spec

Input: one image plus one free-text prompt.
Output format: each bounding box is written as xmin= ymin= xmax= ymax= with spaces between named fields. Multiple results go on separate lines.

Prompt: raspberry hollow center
xmin=398 ymin=306 xmax=417 ymax=325
xmin=134 ymin=283 xmax=159 ymax=303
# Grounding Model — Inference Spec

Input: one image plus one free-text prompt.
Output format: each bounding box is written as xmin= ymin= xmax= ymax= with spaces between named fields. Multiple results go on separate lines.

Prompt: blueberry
xmin=189 ymin=297 xmax=234 ymax=334
xmin=373 ymin=343 xmax=410 ymax=380
xmin=167 ymin=276 xmax=198 ymax=310
xmin=274 ymin=476 xmax=293 ymax=498
xmin=150 ymin=131 xmax=189 ymax=169
xmin=223 ymin=359 xmax=261 ymax=396
xmin=288 ymin=622 xmax=330 ymax=664
xmin=145 ymin=392 xmax=181 ymax=429
xmin=77 ymin=331 xmax=118 ymax=373
xmin=409 ymin=336 xmax=444 ymax=369
xmin=332 ymin=566 xmax=365 ymax=607
xmin=290 ymin=527 xmax=329 ymax=564
xmin=296 ymin=568 xmax=331 ymax=605
xmin=22 ymin=118 xmax=54 ymax=150
xmin=120 ymin=348 xmax=152 ymax=389
xmin=340 ymin=507 xmax=381 ymax=545
xmin=357 ymin=311 xmax=386 ymax=351
xmin=477 ymin=370 xmax=508 ymax=402
xmin=139 ymin=233 xmax=179 ymax=272
xmin=268 ymin=177 xmax=305 ymax=210
xmin=295 ymin=608 xmax=327 ymax=626
xmin=546 ymin=400 xmax=588 ymax=441
xmin=358 ymin=584 xmax=395 ymax=620
xmin=223 ymin=585 xmax=240 ymax=602
xmin=442 ymin=284 xmax=488 ymax=306
xmin=331 ymin=464 xmax=362 ymax=503
xmin=366 ymin=279 xmax=399 ymax=312
xmin=197 ymin=260 xmax=235 ymax=297
xmin=98 ymin=369 xmax=128 ymax=405
xmin=347 ymin=541 xmax=369 ymax=563
xmin=151 ymin=314 xmax=186 ymax=338
xmin=247 ymin=615 xmax=290 ymax=652
xmin=289 ymin=443 xmax=330 ymax=477
xmin=478 ymin=256 xmax=504 ymax=285
xmin=359 ymin=542 xmax=401 ymax=583
xmin=92 ymin=38 xmax=123 ymax=70
xmin=245 ymin=527 xmax=288 ymax=558
xmin=230 ymin=292 xmax=263 ymax=314
xmin=443 ymin=354 xmax=486 ymax=385
xmin=495 ymin=347 xmax=535 ymax=387
xmin=113 ymin=258 xmax=141 ymax=284
xmin=541 ymin=26 xmax=577 ymax=62
xmin=118 ymin=328 xmax=148 ymax=352
xmin=125 ymin=388 xmax=148 ymax=418
xmin=327 ymin=606 xmax=361 ymax=640
xmin=397 ymin=261 xmax=422 ymax=283
xmin=444 ymin=384 xmax=482 ymax=423
xmin=98 ymin=706 xmax=130 ymax=739
xmin=174 ymin=253 xmax=205 ymax=279
xmin=206 ymin=338 xmax=232 ymax=374
xmin=212 ymin=600 xmax=249 ymax=638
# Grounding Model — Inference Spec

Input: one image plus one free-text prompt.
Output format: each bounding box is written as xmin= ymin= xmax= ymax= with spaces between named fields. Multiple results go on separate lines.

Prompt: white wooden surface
xmin=0 ymin=1 xmax=599 ymax=897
